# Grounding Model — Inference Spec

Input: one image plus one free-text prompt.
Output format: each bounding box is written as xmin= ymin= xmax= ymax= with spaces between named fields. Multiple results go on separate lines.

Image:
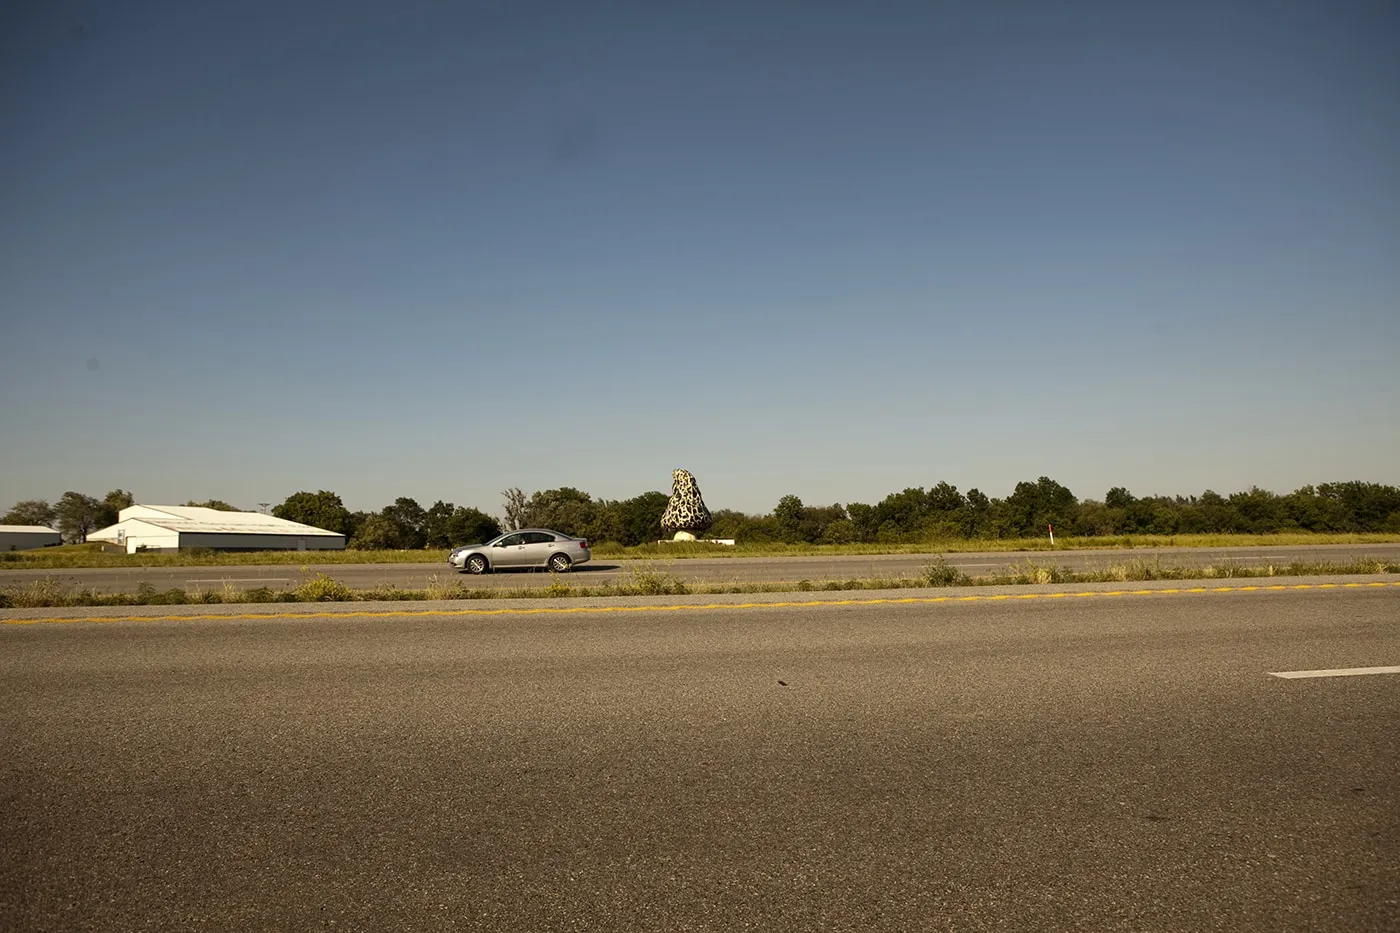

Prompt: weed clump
xmin=1001 ymin=562 xmax=1070 ymax=585
xmin=292 ymin=572 xmax=350 ymax=602
xmin=543 ymin=576 xmax=574 ymax=598
xmin=628 ymin=567 xmax=690 ymax=596
xmin=922 ymin=558 xmax=972 ymax=587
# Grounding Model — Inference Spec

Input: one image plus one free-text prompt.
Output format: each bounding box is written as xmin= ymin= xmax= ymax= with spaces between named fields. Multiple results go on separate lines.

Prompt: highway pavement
xmin=3 ymin=541 xmax=1398 ymax=594
xmin=2 ymin=579 xmax=1397 ymax=931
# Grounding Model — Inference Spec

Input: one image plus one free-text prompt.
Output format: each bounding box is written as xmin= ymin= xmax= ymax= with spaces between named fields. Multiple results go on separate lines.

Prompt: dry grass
xmin=3 ymin=559 xmax=1396 ymax=610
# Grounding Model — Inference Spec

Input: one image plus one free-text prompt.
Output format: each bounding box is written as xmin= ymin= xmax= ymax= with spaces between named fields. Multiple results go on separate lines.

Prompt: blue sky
xmin=2 ymin=0 xmax=1396 ymax=517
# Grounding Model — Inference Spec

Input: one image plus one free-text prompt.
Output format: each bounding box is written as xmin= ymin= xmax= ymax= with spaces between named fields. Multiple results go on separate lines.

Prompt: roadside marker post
xmin=1049 ymin=524 xmax=1055 ymax=545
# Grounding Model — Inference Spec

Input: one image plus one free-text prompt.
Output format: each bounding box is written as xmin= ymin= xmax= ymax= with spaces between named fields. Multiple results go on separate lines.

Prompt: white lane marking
xmin=186 ymin=578 xmax=291 ymax=584
xmin=1269 ymin=665 xmax=1400 ymax=679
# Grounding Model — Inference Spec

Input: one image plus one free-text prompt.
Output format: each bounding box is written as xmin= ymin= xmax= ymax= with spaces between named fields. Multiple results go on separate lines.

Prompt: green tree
xmin=1104 ymin=487 xmax=1135 ymax=510
xmin=608 ymin=491 xmax=670 ymax=546
xmin=927 ymin=482 xmax=965 ymax=514
xmin=1193 ymin=490 xmax=1238 ymax=533
xmin=522 ymin=487 xmax=597 ymax=537
xmin=800 ymin=503 xmax=847 ymax=543
xmin=501 ymin=487 xmax=527 ymax=531
xmin=845 ymin=503 xmax=878 ymax=542
xmin=345 ymin=510 xmax=369 ymax=542
xmin=873 ymin=487 xmax=930 ymax=536
xmin=3 ymin=499 xmax=56 ymax=527
xmin=1000 ymin=477 xmax=1078 ymax=538
xmin=960 ymin=488 xmax=992 ymax=538
xmin=53 ymin=492 xmax=104 ymax=543
xmin=446 ymin=507 xmax=502 ymax=546
xmin=381 ymin=497 xmax=428 ymax=549
xmin=96 ymin=489 xmax=135 ymax=528
xmin=423 ymin=500 xmax=456 ymax=548
xmin=707 ymin=509 xmax=752 ymax=541
xmin=1073 ymin=500 xmax=1120 ymax=537
xmin=1316 ymin=481 xmax=1400 ymax=532
xmin=350 ymin=513 xmax=401 ymax=550
xmin=272 ymin=490 xmax=354 ymax=536
xmin=1227 ymin=487 xmax=1285 ymax=533
xmin=820 ymin=518 xmax=859 ymax=544
xmin=773 ymin=494 xmax=806 ymax=543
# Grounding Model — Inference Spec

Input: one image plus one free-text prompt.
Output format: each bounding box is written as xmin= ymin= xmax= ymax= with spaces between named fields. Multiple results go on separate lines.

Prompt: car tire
xmin=465 ymin=554 xmax=489 ymax=575
xmin=548 ymin=553 xmax=572 ymax=573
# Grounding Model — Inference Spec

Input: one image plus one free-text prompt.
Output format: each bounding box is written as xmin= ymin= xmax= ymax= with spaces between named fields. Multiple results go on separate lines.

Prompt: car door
xmin=520 ymin=531 xmax=558 ymax=567
xmin=490 ymin=532 xmax=529 ymax=568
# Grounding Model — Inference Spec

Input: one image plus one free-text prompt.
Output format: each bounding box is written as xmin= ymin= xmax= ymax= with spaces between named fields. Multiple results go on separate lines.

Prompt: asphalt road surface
xmin=2 ymin=581 xmax=1398 ymax=931
xmin=4 ymin=542 xmax=1399 ymax=594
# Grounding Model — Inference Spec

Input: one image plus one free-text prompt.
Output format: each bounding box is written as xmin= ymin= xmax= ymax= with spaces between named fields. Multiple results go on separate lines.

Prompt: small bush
xmin=292 ymin=572 xmax=350 ymax=602
xmin=543 ymin=577 xmax=574 ymax=598
xmin=424 ymin=575 xmax=466 ymax=601
xmin=243 ymin=587 xmax=277 ymax=602
xmin=1004 ymin=562 xmax=1069 ymax=585
xmin=134 ymin=582 xmax=189 ymax=604
xmin=922 ymin=558 xmax=972 ymax=587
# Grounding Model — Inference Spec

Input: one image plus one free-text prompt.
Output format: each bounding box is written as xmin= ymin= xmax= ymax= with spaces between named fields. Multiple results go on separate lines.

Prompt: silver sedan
xmin=448 ymin=529 xmax=592 ymax=574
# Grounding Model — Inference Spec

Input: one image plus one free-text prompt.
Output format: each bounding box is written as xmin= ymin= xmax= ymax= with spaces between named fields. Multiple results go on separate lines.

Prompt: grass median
xmin=3 ymin=532 xmax=1399 ymax=571
xmin=2 ymin=557 xmax=1397 ymax=610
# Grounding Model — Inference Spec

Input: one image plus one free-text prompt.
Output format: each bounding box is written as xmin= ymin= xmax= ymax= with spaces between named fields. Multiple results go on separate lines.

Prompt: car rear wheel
xmin=465 ymin=554 xmax=489 ymax=575
xmin=548 ymin=553 xmax=572 ymax=573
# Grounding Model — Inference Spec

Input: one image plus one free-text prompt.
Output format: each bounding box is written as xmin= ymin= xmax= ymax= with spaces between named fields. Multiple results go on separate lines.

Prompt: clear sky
xmin=2 ymin=0 xmax=1396 ymax=517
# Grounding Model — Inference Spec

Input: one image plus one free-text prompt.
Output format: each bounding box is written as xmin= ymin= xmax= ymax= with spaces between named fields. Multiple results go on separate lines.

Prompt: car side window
xmin=523 ymin=532 xmax=554 ymax=544
xmin=497 ymin=534 xmax=524 ymax=546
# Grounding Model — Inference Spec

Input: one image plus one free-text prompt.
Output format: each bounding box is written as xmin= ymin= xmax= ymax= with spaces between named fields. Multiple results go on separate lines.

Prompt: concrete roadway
xmin=2 ymin=579 xmax=1398 ymax=931
xmin=3 ymin=541 xmax=1398 ymax=594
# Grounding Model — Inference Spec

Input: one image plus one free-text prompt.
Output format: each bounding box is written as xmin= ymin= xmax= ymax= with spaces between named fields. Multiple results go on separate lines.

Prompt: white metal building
xmin=87 ymin=505 xmax=346 ymax=553
xmin=0 ymin=525 xmax=62 ymax=551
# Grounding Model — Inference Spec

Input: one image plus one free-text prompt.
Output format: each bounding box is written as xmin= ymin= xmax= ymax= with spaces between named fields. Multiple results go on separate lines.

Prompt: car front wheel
xmin=548 ymin=553 xmax=572 ymax=573
xmin=465 ymin=554 xmax=489 ymax=575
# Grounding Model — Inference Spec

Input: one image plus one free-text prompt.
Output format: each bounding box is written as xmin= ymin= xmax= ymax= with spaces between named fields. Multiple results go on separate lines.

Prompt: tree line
xmin=6 ymin=479 xmax=1398 ymax=548
xmin=712 ymin=479 xmax=1400 ymax=544
xmin=250 ymin=478 xmax=1400 ymax=547
xmin=267 ymin=487 xmax=672 ymax=549
xmin=2 ymin=490 xmax=135 ymax=544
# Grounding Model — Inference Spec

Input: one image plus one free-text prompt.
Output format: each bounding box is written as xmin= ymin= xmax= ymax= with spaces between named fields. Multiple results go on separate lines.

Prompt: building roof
xmin=0 ymin=525 xmax=60 ymax=534
xmin=104 ymin=505 xmax=344 ymax=538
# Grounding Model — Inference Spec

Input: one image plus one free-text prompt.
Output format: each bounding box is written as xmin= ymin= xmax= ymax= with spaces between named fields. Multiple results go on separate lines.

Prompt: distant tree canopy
xmin=53 ymin=492 xmax=103 ymax=543
xmin=10 ymin=478 xmax=1399 ymax=550
xmin=273 ymin=490 xmax=354 ymax=537
xmin=446 ymin=507 xmax=502 ymax=547
xmin=4 ymin=490 xmax=129 ymax=541
xmin=3 ymin=499 xmax=56 ymax=528
xmin=185 ymin=499 xmax=238 ymax=511
xmin=675 ymin=478 xmax=1400 ymax=546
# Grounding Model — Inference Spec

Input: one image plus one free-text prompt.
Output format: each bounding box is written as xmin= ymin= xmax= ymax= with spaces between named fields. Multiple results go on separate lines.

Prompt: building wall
xmin=121 ymin=529 xmax=181 ymax=553
xmin=178 ymin=533 xmax=346 ymax=552
xmin=0 ymin=530 xmax=62 ymax=551
xmin=88 ymin=519 xmax=173 ymax=552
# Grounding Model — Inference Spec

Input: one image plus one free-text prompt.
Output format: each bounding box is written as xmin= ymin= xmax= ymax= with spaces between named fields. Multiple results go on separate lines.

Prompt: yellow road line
xmin=2 ymin=580 xmax=1398 ymax=625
